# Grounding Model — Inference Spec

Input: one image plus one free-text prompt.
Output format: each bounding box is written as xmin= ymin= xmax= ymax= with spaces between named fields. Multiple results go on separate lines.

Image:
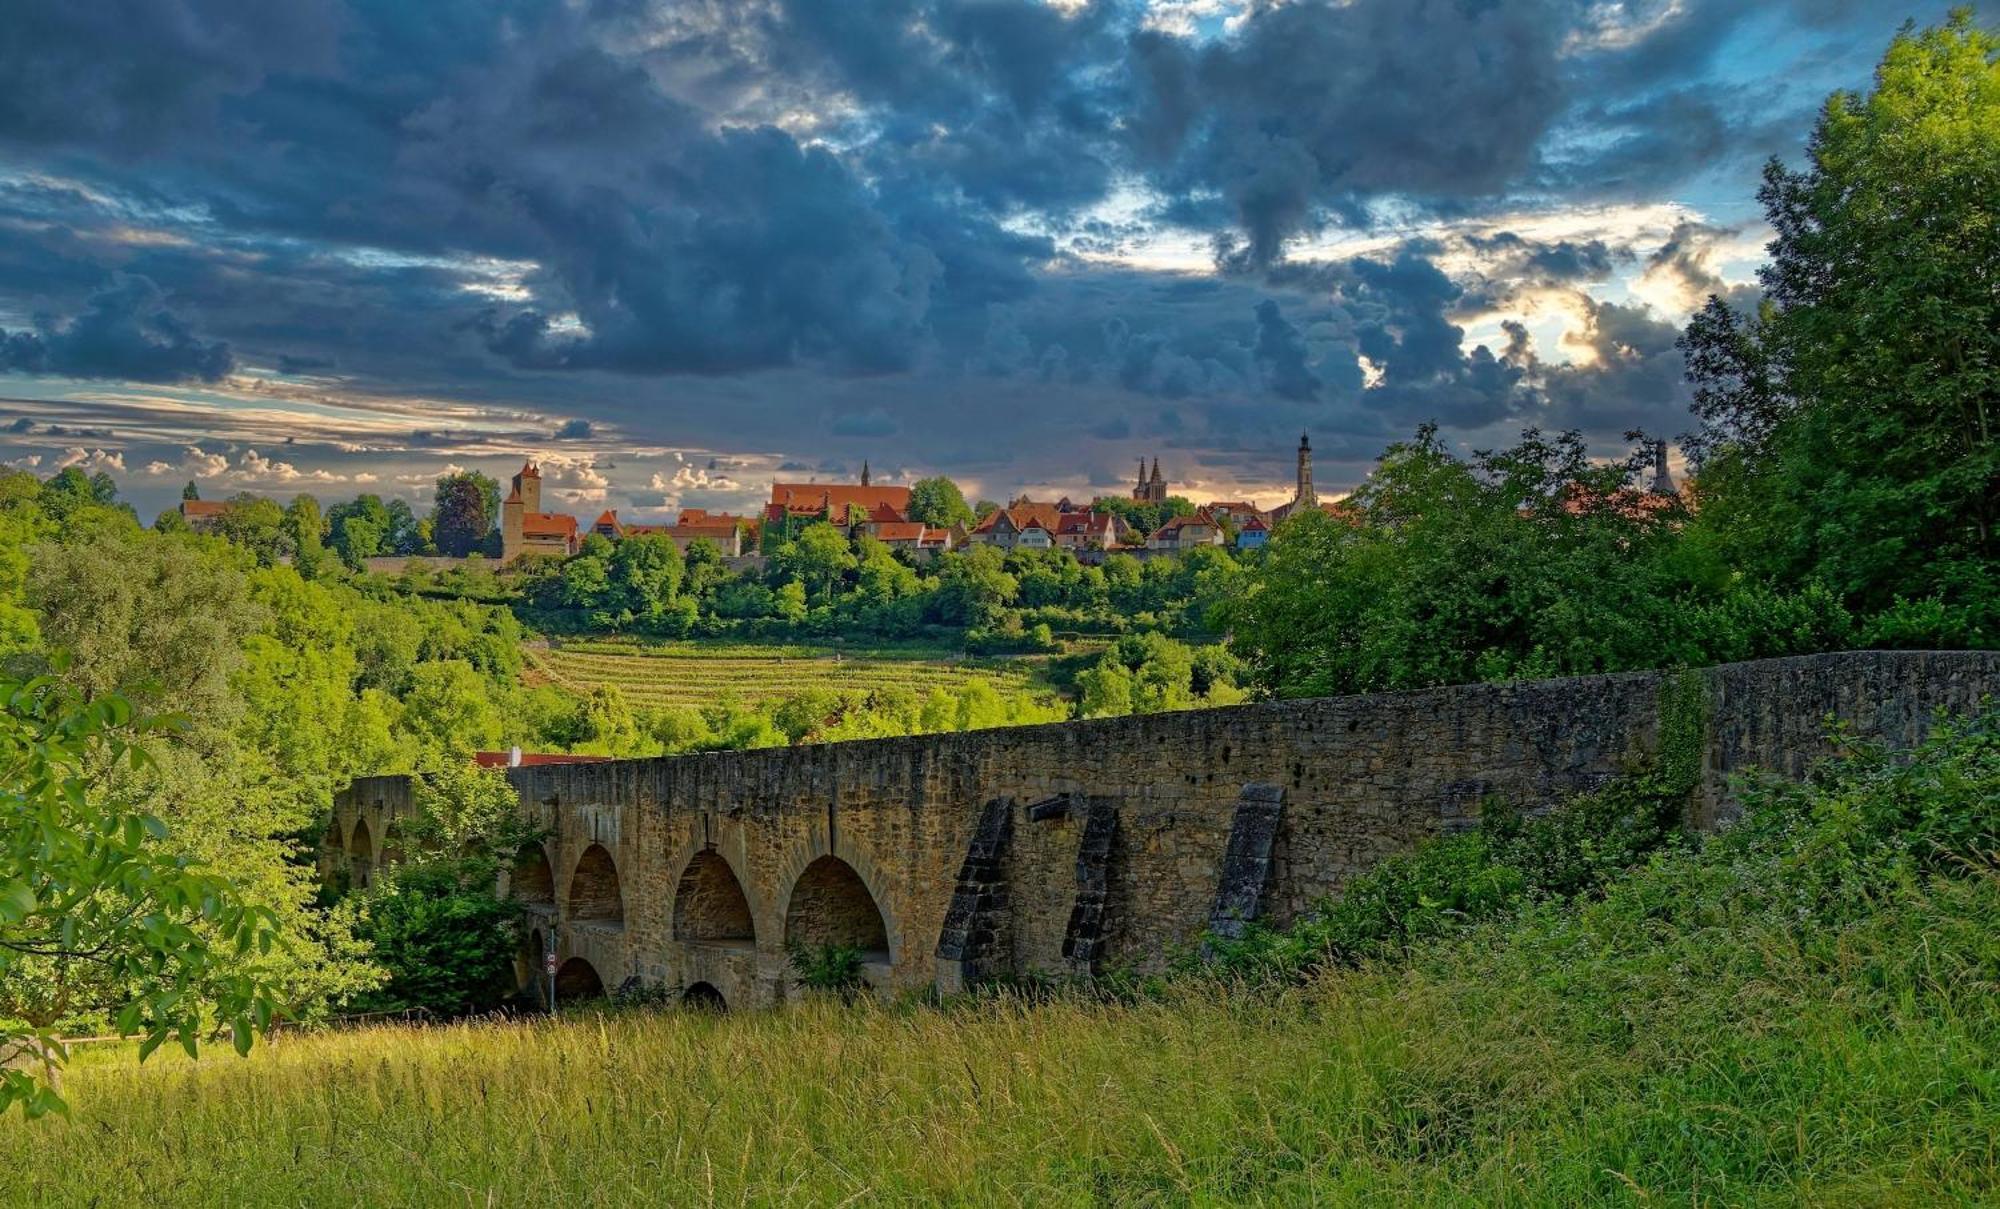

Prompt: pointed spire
xmin=1150 ymin=457 xmax=1161 ymax=483
xmin=861 ymin=459 xmax=871 ymax=487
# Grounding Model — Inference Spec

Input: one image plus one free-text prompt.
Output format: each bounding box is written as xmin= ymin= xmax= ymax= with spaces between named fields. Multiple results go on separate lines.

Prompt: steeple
xmin=1149 ymin=457 xmax=1162 ymax=484
xmin=1648 ymin=439 xmax=1677 ymax=497
xmin=1296 ymin=431 xmax=1316 ymax=507
xmin=860 ymin=459 xmax=871 ymax=488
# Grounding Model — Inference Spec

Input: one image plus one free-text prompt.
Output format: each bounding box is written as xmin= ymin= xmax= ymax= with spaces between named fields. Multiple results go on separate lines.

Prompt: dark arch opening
xmin=380 ymin=823 xmax=406 ymax=868
xmin=683 ymin=982 xmax=727 ymax=1012
xmin=522 ymin=927 xmax=548 ymax=1000
xmin=511 ymin=844 xmax=556 ymax=905
xmin=673 ymin=850 xmax=755 ymax=948
xmin=784 ymin=855 xmax=889 ymax=959
xmin=349 ymin=817 xmax=375 ymax=888
xmin=567 ymin=844 xmax=624 ymax=925
xmin=554 ymin=956 xmax=604 ymax=1002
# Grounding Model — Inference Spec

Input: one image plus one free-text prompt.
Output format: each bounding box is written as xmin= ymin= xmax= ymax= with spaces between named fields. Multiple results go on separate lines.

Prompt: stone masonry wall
xmin=326 ymin=650 xmax=2000 ymax=1010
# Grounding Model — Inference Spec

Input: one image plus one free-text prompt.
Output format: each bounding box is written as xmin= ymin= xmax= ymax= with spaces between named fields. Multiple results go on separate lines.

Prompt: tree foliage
xmin=1680 ymin=13 xmax=1998 ymax=644
xmin=0 ymin=680 xmax=280 ymax=1118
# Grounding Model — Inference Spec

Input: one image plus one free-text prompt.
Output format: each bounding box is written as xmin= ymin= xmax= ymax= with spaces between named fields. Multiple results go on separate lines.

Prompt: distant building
xmin=1132 ymin=457 xmax=1169 ymax=504
xmin=762 ymin=479 xmax=912 ymax=550
xmin=1054 ymin=510 xmax=1129 ymax=550
xmin=178 ymin=498 xmax=232 ymax=533
xmin=1203 ymin=500 xmax=1260 ymax=528
xmin=1266 ymin=432 xmax=1319 ymax=527
xmin=591 ymin=508 xmax=744 ymax=556
xmin=501 ymin=461 xmax=580 ymax=562
xmin=1235 ymin=514 xmax=1270 ymax=549
xmin=970 ymin=500 xmax=1063 ymax=549
xmin=1147 ymin=510 xmax=1225 ymax=551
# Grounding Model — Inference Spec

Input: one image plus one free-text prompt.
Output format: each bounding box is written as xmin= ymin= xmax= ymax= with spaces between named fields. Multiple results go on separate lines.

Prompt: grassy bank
xmin=525 ymin=638 xmax=1050 ymax=712
xmin=8 ymin=719 xmax=1996 ymax=1206
xmin=7 ymin=875 xmax=1996 ymax=1201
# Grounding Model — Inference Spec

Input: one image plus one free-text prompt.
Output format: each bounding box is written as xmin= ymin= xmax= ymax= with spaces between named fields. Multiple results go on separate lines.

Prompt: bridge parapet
xmin=327 ymin=650 xmax=2000 ymax=1008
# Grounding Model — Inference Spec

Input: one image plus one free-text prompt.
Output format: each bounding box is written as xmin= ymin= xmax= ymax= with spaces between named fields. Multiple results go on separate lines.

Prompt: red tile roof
xmin=179 ymin=499 xmax=231 ymax=520
xmin=973 ymin=500 xmax=1064 ymax=534
xmin=473 ymin=751 xmax=615 ymax=768
xmin=520 ymin=512 xmax=577 ymax=539
xmin=871 ymin=521 xmax=927 ymax=541
xmin=767 ymin=483 xmax=912 ymax=520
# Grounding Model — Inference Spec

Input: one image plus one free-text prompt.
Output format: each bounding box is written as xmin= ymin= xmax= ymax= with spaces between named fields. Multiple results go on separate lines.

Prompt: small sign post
xmin=544 ymin=930 xmax=559 ymax=1013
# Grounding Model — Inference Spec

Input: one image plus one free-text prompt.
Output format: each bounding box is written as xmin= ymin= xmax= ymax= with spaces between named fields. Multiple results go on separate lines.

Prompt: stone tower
xmin=502 ymin=460 xmax=541 ymax=562
xmin=1295 ymin=431 xmax=1316 ymax=508
xmin=1648 ymin=439 xmax=1678 ymax=497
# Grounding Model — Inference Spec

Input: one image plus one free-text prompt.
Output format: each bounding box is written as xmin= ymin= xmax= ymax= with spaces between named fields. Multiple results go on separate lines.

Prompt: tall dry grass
xmin=5 ymin=867 xmax=1995 ymax=1208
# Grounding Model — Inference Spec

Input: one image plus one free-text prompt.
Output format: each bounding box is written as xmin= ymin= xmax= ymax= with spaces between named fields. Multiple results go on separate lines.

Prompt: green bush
xmin=787 ymin=941 xmax=867 ymax=995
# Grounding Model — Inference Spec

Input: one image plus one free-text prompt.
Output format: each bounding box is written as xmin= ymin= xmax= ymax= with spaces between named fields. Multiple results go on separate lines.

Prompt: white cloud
xmin=55 ymin=447 xmax=127 ymax=474
xmin=650 ymin=464 xmax=741 ymax=494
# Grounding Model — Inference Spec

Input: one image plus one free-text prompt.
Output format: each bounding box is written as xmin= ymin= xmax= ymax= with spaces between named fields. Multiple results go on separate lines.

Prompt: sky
xmin=0 ymin=0 xmax=1965 ymax=520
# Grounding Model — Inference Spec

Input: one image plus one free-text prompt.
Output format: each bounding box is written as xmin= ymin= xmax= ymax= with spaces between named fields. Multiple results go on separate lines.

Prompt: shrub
xmin=788 ymin=941 xmax=867 ymax=995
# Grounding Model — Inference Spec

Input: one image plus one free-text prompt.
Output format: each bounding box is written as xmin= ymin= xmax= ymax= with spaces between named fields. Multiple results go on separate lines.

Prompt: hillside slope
xmin=6 ymin=715 xmax=1995 ymax=1206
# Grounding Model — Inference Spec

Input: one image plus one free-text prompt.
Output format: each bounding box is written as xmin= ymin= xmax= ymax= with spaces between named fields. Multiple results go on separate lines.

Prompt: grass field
xmin=8 ymin=861 xmax=1995 ymax=1206
xmin=525 ymin=638 xmax=1052 ymax=711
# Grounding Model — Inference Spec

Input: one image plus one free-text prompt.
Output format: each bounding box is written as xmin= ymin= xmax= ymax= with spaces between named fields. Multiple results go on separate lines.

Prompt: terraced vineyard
xmin=525 ymin=639 xmax=1053 ymax=711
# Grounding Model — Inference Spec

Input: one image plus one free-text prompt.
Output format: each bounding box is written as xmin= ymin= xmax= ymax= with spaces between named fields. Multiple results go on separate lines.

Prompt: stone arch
xmin=783 ymin=855 xmax=890 ymax=959
xmin=672 ymin=849 xmax=756 ymax=948
xmin=349 ymin=817 xmax=375 ymax=888
xmin=683 ymin=982 xmax=727 ymax=1011
xmin=511 ymin=843 xmax=556 ymax=906
xmin=567 ymin=844 xmax=624 ymax=924
xmin=380 ymin=822 xmax=406 ymax=868
xmin=554 ymin=956 xmax=604 ymax=1001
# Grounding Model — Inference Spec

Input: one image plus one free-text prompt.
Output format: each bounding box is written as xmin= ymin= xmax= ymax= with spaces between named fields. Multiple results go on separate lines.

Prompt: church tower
xmin=1647 ymin=439 xmax=1677 ymax=498
xmin=1295 ymin=432 xmax=1316 ymax=508
xmin=861 ymin=459 xmax=871 ymax=488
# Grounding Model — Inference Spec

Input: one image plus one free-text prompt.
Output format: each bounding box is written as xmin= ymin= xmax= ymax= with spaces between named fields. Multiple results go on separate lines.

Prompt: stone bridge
xmin=325 ymin=651 xmax=2000 ymax=1010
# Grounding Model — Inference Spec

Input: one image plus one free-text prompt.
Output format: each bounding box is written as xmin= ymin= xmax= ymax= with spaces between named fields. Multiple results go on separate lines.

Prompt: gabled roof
xmin=975 ymin=500 xmax=1064 ymax=535
xmin=1152 ymin=509 xmax=1217 ymax=537
xmin=179 ymin=499 xmax=231 ymax=519
xmin=871 ymin=521 xmax=926 ymax=541
xmin=520 ymin=512 xmax=577 ymax=539
xmin=767 ymin=483 xmax=912 ymax=517
xmin=591 ymin=509 xmax=623 ymax=534
xmin=1240 ymin=514 xmax=1269 ymax=531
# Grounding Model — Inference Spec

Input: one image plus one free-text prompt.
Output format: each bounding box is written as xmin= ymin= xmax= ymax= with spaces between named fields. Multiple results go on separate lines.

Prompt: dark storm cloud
xmin=0 ymin=0 xmax=1943 ymax=512
xmin=0 ymin=276 xmax=232 ymax=383
xmin=1129 ymin=0 xmax=1579 ymax=266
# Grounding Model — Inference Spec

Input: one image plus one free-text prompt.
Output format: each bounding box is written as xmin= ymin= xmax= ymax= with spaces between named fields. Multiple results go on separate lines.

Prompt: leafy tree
xmin=929 ymin=544 xmax=1016 ymax=627
xmin=285 ymin=495 xmax=328 ymax=578
xmin=213 ymin=493 xmax=289 ymax=565
xmin=609 ymin=533 xmax=684 ymax=622
xmin=774 ymin=523 xmax=856 ymax=605
xmin=431 ymin=471 xmax=500 ymax=558
xmin=0 ymin=680 xmax=279 ymax=1118
xmin=347 ymin=763 xmax=532 ymax=1016
xmin=1223 ymin=427 xmax=1813 ymax=697
xmin=906 ymin=476 xmax=974 ymax=528
xmin=1680 ymin=13 xmax=1999 ymax=643
xmin=328 ymin=494 xmax=393 ymax=568
xmin=181 ymin=481 xmax=200 ymax=502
